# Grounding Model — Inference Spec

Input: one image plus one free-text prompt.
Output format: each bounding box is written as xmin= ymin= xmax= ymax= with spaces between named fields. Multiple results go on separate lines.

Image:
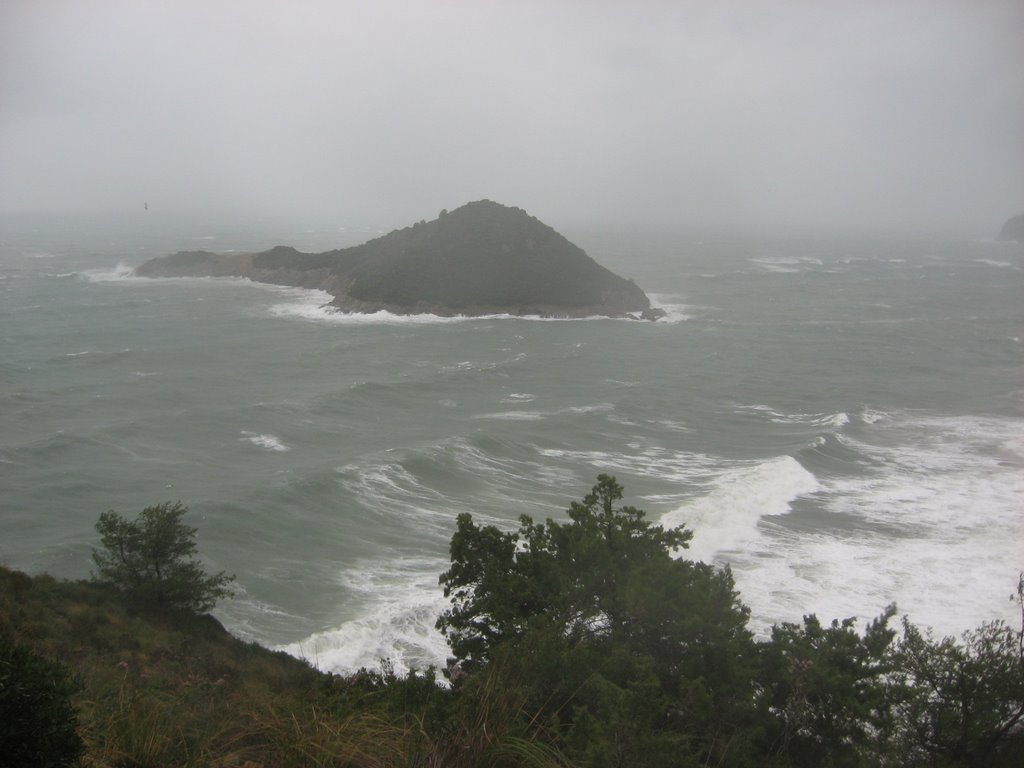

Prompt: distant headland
xmin=135 ymin=201 xmax=664 ymax=320
xmin=997 ymin=213 xmax=1024 ymax=242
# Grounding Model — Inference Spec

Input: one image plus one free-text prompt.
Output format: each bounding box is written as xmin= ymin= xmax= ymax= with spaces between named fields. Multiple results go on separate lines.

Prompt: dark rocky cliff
xmin=135 ymin=201 xmax=660 ymax=319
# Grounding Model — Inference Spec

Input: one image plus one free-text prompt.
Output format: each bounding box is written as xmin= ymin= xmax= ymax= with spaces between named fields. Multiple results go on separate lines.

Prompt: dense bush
xmin=438 ymin=476 xmax=1024 ymax=767
xmin=0 ymin=642 xmax=83 ymax=768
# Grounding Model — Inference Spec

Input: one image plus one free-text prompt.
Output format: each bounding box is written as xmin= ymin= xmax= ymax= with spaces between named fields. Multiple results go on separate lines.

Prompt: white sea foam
xmin=340 ymin=461 xmax=432 ymax=503
xmin=267 ymin=289 xmax=660 ymax=325
xmin=751 ymin=256 xmax=800 ymax=269
xmin=859 ymin=408 xmax=889 ymax=425
xmin=475 ymin=402 xmax=612 ymax=422
xmin=501 ymin=393 xmax=536 ymax=403
xmin=80 ymin=262 xmax=260 ymax=290
xmin=80 ymin=261 xmax=137 ymax=282
xmin=749 ymin=255 xmax=829 ymax=274
xmin=268 ymin=304 xmax=648 ymax=324
xmin=652 ymin=418 xmax=692 ymax=433
xmin=647 ymin=293 xmax=692 ymax=323
xmin=567 ymin=403 xmax=614 ymax=415
xmin=748 ymin=257 xmax=799 ymax=273
xmin=60 ymin=347 xmax=134 ymax=361
xmin=538 ymin=445 xmax=722 ymax=487
xmin=279 ymin=557 xmax=451 ymax=676
xmin=973 ymin=258 xmax=1017 ymax=269
xmin=660 ymin=456 xmax=821 ymax=563
xmin=268 ymin=299 xmax=471 ymax=325
xmin=334 ymin=458 xmax=464 ymax=534
xmin=240 ymin=431 xmax=290 ymax=451
xmin=736 ymin=404 xmax=850 ymax=428
xmin=605 ymin=379 xmax=640 ymax=388
xmin=476 ymin=410 xmax=548 ymax=421
xmin=82 ymin=263 xmax=676 ymax=326
xmin=723 ymin=413 xmax=1024 ymax=638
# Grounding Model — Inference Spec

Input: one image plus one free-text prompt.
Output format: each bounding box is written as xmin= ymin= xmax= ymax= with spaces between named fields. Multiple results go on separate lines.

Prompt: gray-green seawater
xmin=2 ymin=213 xmax=1022 ymax=673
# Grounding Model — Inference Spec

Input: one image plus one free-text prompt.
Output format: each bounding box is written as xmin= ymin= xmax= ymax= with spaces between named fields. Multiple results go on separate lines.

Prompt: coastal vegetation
xmin=2 ymin=479 xmax=1022 ymax=766
xmin=92 ymin=502 xmax=235 ymax=614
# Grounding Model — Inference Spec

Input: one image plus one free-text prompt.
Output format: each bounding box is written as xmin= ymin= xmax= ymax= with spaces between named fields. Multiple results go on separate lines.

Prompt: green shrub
xmin=0 ymin=642 xmax=83 ymax=768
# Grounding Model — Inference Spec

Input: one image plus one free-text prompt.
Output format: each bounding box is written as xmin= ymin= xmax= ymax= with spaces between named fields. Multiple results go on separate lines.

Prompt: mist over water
xmin=2 ymin=215 xmax=1022 ymax=674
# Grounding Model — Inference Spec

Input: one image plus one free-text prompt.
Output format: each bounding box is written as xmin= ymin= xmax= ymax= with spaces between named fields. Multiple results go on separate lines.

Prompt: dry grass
xmin=2 ymin=565 xmax=577 ymax=768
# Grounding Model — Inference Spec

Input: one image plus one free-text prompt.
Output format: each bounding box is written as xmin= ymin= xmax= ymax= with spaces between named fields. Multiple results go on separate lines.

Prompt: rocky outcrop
xmin=997 ymin=213 xmax=1024 ymax=242
xmin=135 ymin=201 xmax=660 ymax=319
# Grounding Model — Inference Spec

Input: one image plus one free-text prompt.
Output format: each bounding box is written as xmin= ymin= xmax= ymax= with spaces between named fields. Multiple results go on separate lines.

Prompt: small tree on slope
xmin=92 ymin=501 xmax=234 ymax=613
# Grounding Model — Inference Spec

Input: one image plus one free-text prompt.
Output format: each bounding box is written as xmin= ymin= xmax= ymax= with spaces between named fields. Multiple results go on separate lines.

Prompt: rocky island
xmin=135 ymin=200 xmax=663 ymax=319
xmin=997 ymin=213 xmax=1024 ymax=242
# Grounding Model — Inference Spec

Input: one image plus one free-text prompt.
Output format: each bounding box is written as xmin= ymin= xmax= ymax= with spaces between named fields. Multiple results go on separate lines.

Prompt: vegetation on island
xmin=2 ymin=479 xmax=1022 ymax=767
xmin=134 ymin=201 xmax=660 ymax=319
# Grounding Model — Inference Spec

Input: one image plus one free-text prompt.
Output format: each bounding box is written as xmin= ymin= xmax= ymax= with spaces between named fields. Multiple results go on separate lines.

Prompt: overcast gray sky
xmin=2 ymin=0 xmax=1022 ymax=236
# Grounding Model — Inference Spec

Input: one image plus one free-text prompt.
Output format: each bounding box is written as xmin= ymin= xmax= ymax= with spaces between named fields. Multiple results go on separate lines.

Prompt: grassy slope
xmin=0 ymin=566 xmax=571 ymax=768
xmin=0 ymin=566 xmax=406 ymax=767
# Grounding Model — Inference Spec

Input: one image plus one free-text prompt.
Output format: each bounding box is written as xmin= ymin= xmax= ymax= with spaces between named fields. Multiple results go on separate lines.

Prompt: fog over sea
xmin=2 ymin=213 xmax=1022 ymax=674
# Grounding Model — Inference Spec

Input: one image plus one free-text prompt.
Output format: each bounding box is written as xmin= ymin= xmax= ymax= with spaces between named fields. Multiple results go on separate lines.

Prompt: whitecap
xmin=240 ymin=431 xmax=290 ymax=451
xmin=475 ymin=402 xmax=612 ymax=422
xmin=735 ymin=403 xmax=850 ymax=428
xmin=80 ymin=261 xmax=136 ymax=282
xmin=268 ymin=299 xmax=478 ymax=325
xmin=749 ymin=257 xmax=801 ymax=273
xmin=652 ymin=418 xmax=692 ymax=433
xmin=536 ymin=445 xmax=721 ymax=485
xmin=859 ymin=408 xmax=889 ymax=424
xmin=732 ymin=413 xmax=1024 ymax=638
xmin=266 ymin=291 xmax=654 ymax=325
xmin=660 ymin=455 xmax=820 ymax=563
xmin=475 ymin=411 xmax=547 ymax=421
xmin=269 ymin=306 xmax=641 ymax=324
xmin=501 ymin=393 xmax=536 ymax=403
xmin=646 ymin=293 xmax=692 ymax=323
xmin=278 ymin=557 xmax=451 ymax=677
xmin=565 ymin=403 xmax=613 ymax=415
xmin=972 ymin=258 xmax=1016 ymax=269
xmin=334 ymin=459 xmax=461 ymax=532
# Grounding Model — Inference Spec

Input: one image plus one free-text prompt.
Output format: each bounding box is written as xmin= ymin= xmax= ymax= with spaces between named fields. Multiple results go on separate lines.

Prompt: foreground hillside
xmin=3 ymin=479 xmax=1022 ymax=767
xmin=135 ymin=201 xmax=661 ymax=319
xmin=2 ymin=565 xmax=528 ymax=768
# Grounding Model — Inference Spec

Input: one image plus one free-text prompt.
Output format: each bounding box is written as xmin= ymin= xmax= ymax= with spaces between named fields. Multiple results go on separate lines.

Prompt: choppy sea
xmin=2 ymin=213 xmax=1022 ymax=674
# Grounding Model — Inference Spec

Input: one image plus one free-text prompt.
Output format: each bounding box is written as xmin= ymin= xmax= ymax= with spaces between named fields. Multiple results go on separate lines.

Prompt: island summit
xmin=135 ymin=201 xmax=664 ymax=320
xmin=997 ymin=213 xmax=1024 ymax=243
